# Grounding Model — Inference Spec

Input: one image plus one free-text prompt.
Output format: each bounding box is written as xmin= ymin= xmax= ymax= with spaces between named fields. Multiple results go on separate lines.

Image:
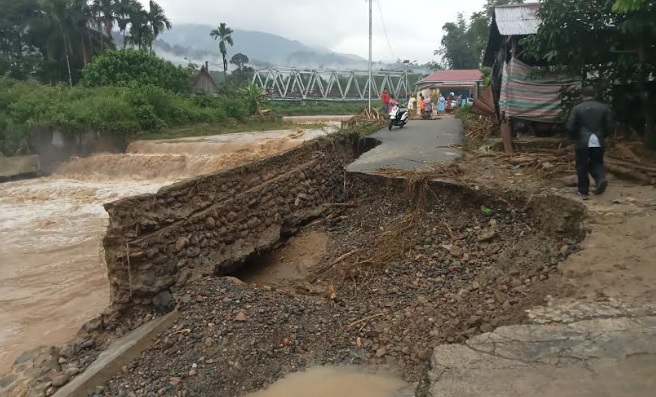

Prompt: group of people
xmin=380 ymin=86 xmax=611 ymax=200
xmin=381 ymin=89 xmax=468 ymax=117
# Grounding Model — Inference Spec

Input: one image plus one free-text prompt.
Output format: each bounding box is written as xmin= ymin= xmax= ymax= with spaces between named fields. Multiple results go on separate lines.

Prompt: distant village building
xmin=415 ymin=69 xmax=483 ymax=100
xmin=192 ymin=62 xmax=220 ymax=96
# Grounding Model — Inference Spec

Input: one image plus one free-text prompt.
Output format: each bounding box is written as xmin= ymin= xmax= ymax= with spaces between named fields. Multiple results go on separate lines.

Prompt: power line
xmin=376 ymin=0 xmax=395 ymax=61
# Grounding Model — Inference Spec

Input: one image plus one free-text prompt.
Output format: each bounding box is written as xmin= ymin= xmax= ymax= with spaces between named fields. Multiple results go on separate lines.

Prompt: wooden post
xmin=500 ymin=117 xmax=513 ymax=155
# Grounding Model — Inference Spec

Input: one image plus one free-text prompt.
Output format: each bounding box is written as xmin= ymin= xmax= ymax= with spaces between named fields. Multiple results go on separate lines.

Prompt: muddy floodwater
xmin=0 ymin=126 xmax=336 ymax=374
xmin=246 ymin=367 xmax=411 ymax=397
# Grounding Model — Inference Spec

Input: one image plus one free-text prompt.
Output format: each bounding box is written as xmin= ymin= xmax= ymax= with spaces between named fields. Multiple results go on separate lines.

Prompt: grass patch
xmin=270 ymin=100 xmax=383 ymax=116
xmin=141 ymin=120 xmax=328 ymax=140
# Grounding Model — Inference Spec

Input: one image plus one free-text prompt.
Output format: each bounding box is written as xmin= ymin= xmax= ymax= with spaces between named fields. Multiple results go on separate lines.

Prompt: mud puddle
xmin=246 ymin=366 xmax=411 ymax=397
xmin=237 ymin=231 xmax=328 ymax=285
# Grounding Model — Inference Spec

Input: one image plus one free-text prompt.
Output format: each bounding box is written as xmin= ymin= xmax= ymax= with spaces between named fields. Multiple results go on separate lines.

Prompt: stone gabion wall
xmin=102 ymin=132 xmax=367 ymax=310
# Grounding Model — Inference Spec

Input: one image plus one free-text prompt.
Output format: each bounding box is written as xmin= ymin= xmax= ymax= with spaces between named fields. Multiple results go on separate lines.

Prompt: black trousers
xmin=575 ymin=147 xmax=605 ymax=195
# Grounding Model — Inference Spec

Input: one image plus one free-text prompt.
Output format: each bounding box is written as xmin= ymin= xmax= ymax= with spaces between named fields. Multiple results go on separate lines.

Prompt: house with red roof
xmin=415 ymin=69 xmax=483 ymax=99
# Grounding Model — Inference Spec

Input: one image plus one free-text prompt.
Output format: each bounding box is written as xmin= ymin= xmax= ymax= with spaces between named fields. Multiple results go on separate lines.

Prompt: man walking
xmin=565 ymin=86 xmax=614 ymax=198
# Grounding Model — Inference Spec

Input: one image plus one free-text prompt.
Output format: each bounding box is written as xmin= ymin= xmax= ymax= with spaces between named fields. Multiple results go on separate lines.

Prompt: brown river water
xmin=0 ymin=126 xmax=336 ymax=374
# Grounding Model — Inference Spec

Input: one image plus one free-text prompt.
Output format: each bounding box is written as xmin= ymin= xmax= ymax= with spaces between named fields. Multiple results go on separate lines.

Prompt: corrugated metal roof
xmin=495 ymin=3 xmax=540 ymax=36
xmin=417 ymin=69 xmax=483 ymax=85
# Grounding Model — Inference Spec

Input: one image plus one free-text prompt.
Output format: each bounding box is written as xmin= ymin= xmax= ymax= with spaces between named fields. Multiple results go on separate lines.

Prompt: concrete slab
xmin=347 ymin=119 xmax=462 ymax=173
xmin=0 ymin=155 xmax=40 ymax=179
xmin=426 ymin=302 xmax=656 ymax=397
xmin=53 ymin=311 xmax=179 ymax=397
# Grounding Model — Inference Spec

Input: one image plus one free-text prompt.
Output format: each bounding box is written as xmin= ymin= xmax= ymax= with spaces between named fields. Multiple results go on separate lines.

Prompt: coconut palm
xmin=90 ymin=0 xmax=117 ymax=48
xmin=36 ymin=0 xmax=83 ymax=85
xmin=114 ymin=0 xmax=138 ymax=48
xmin=33 ymin=0 xmax=113 ymax=84
xmin=123 ymin=0 xmax=169 ymax=51
xmin=126 ymin=7 xmax=151 ymax=50
xmin=147 ymin=0 xmax=171 ymax=46
xmin=210 ymin=22 xmax=234 ymax=82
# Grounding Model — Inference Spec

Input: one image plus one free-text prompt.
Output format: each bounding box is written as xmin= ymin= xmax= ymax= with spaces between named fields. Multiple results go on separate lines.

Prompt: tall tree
xmin=115 ymin=0 xmax=138 ymax=48
xmin=37 ymin=0 xmax=88 ymax=85
xmin=0 ymin=0 xmax=114 ymax=83
xmin=435 ymin=14 xmax=479 ymax=69
xmin=125 ymin=3 xmax=149 ymax=50
xmin=146 ymin=0 xmax=170 ymax=50
xmin=435 ymin=0 xmax=524 ymax=68
xmin=91 ymin=0 xmax=116 ymax=49
xmin=230 ymin=52 xmax=249 ymax=84
xmin=522 ymin=0 xmax=656 ymax=149
xmin=121 ymin=0 xmax=169 ymax=51
xmin=0 ymin=0 xmax=42 ymax=79
xmin=210 ymin=22 xmax=234 ymax=82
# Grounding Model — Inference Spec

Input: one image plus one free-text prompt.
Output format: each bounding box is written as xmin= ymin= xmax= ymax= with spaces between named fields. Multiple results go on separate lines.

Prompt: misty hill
xmin=155 ymin=24 xmax=371 ymax=70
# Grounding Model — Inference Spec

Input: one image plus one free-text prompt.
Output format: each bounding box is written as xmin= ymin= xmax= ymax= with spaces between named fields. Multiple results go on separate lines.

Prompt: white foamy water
xmin=0 ymin=126 xmax=336 ymax=375
xmin=0 ymin=177 xmax=166 ymax=373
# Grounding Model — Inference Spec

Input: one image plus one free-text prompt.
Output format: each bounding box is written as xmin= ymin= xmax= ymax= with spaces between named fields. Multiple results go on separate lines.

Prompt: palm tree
xmin=114 ymin=0 xmax=138 ymax=48
xmin=123 ymin=0 xmax=169 ymax=51
xmin=33 ymin=0 xmax=113 ymax=84
xmin=146 ymin=0 xmax=171 ymax=50
xmin=37 ymin=0 xmax=80 ymax=85
xmin=126 ymin=7 xmax=150 ymax=50
xmin=210 ymin=22 xmax=234 ymax=82
xmin=90 ymin=0 xmax=117 ymax=47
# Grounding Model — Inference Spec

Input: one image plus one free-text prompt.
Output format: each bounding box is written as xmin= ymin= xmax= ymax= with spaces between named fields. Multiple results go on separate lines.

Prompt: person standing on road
xmin=565 ymin=86 xmax=614 ymax=198
xmin=408 ymin=94 xmax=416 ymax=112
xmin=381 ymin=89 xmax=390 ymax=114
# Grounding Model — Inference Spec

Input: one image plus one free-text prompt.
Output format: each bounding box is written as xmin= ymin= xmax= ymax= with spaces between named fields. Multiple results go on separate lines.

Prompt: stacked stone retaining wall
xmin=102 ymin=132 xmax=374 ymax=310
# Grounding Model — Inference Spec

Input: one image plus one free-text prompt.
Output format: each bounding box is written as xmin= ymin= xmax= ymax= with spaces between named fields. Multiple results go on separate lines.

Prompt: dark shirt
xmin=565 ymin=99 xmax=614 ymax=149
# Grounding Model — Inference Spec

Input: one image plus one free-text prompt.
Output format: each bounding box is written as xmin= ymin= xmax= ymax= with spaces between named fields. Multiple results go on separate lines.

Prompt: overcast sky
xmin=143 ymin=0 xmax=487 ymax=63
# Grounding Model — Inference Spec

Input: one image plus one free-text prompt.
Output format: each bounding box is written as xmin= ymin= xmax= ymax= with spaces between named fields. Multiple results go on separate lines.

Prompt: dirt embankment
xmin=89 ymin=174 xmax=585 ymax=397
xmin=3 ymin=126 xmax=605 ymax=397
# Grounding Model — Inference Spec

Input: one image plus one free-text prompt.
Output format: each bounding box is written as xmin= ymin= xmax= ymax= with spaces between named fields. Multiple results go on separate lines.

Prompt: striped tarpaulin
xmin=499 ymin=58 xmax=580 ymax=122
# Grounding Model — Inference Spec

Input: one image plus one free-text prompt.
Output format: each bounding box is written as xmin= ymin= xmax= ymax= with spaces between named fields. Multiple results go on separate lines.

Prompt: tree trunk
xmin=64 ymin=40 xmax=73 ymax=86
xmin=222 ymin=53 xmax=227 ymax=83
xmin=81 ymin=35 xmax=88 ymax=65
xmin=59 ymin=20 xmax=73 ymax=86
xmin=637 ymin=42 xmax=656 ymax=150
xmin=99 ymin=20 xmax=104 ymax=51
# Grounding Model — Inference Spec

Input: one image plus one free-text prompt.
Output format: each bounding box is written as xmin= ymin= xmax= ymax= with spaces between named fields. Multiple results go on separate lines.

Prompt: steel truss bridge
xmin=252 ymin=68 xmax=425 ymax=101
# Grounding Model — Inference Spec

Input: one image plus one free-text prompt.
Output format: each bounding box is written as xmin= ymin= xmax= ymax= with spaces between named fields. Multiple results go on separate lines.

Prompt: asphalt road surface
xmin=347 ymin=118 xmax=463 ymax=173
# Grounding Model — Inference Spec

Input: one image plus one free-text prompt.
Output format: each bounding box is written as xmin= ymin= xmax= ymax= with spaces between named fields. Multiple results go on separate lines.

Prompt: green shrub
xmin=81 ymin=49 xmax=194 ymax=93
xmin=217 ymin=97 xmax=248 ymax=120
xmin=455 ymin=104 xmax=473 ymax=119
xmin=0 ymin=78 xmax=261 ymax=155
xmin=269 ymin=100 xmax=380 ymax=116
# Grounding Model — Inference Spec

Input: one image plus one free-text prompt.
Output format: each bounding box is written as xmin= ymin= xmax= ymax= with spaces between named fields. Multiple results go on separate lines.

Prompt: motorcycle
xmin=388 ymin=104 xmax=409 ymax=130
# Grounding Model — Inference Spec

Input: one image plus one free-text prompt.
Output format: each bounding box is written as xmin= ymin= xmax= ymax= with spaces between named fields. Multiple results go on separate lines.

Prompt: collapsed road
xmin=3 ymin=119 xmax=656 ymax=397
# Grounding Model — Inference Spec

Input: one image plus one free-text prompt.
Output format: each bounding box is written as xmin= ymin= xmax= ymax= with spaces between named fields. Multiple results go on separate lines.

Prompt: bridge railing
xmin=252 ymin=67 xmax=426 ymax=101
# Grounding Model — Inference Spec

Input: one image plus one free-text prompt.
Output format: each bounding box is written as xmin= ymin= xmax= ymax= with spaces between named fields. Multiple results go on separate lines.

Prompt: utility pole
xmin=403 ymin=59 xmax=410 ymax=98
xmin=368 ymin=0 xmax=373 ymax=110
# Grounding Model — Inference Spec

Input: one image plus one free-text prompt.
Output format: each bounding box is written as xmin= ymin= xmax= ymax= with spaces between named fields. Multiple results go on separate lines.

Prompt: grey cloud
xmin=144 ymin=0 xmax=486 ymax=63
